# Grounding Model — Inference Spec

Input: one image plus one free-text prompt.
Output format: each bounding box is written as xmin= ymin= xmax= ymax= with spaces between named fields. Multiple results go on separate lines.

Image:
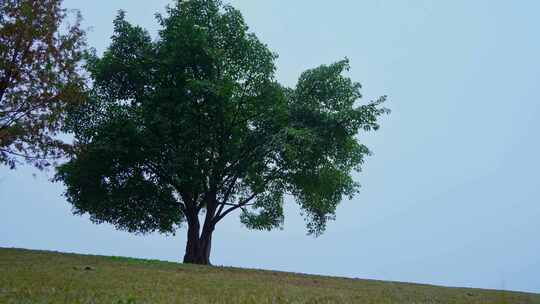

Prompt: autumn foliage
xmin=0 ymin=0 xmax=86 ymax=169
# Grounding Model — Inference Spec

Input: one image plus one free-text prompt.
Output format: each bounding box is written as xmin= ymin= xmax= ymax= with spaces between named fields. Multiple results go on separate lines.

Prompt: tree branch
xmin=215 ymin=173 xmax=238 ymax=216
xmin=213 ymin=191 xmax=258 ymax=224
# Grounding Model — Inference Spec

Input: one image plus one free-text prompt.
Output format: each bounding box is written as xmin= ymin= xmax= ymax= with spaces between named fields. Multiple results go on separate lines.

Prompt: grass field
xmin=0 ymin=248 xmax=538 ymax=304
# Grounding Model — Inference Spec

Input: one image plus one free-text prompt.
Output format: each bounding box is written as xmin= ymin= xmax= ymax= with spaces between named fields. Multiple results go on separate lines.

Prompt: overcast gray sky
xmin=1 ymin=0 xmax=539 ymax=293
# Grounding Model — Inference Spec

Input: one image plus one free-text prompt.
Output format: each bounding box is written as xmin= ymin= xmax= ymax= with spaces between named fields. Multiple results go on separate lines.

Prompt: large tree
xmin=56 ymin=0 xmax=388 ymax=265
xmin=0 ymin=0 xmax=86 ymax=169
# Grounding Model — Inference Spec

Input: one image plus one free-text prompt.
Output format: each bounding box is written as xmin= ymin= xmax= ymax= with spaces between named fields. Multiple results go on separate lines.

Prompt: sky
xmin=1 ymin=0 xmax=539 ymax=293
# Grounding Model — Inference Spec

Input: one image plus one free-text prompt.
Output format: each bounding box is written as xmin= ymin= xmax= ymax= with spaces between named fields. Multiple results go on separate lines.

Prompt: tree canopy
xmin=0 ymin=0 xmax=86 ymax=169
xmin=55 ymin=0 xmax=388 ymax=264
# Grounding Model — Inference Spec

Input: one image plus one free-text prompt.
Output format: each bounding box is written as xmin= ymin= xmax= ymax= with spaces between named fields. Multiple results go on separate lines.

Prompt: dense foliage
xmin=0 ymin=0 xmax=86 ymax=169
xmin=56 ymin=0 xmax=388 ymax=264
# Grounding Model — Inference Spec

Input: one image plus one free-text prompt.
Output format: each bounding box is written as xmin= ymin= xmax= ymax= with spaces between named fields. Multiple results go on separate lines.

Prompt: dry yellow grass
xmin=0 ymin=248 xmax=538 ymax=303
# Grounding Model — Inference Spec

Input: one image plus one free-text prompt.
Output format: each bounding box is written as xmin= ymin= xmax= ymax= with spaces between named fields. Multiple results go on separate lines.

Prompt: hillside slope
xmin=0 ymin=248 xmax=538 ymax=304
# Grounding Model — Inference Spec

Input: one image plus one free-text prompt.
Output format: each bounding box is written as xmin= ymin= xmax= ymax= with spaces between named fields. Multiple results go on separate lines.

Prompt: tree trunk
xmin=182 ymin=191 xmax=218 ymax=265
xmin=183 ymin=213 xmax=214 ymax=265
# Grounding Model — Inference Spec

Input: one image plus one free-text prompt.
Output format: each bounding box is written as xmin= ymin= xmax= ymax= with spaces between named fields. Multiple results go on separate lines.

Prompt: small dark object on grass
xmin=73 ymin=266 xmax=95 ymax=271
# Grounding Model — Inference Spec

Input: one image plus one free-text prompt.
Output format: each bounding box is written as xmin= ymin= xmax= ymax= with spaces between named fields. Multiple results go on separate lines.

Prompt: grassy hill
xmin=0 ymin=248 xmax=538 ymax=304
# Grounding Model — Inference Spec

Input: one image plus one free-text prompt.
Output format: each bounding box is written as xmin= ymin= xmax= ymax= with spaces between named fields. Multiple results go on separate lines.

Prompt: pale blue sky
xmin=1 ymin=0 xmax=539 ymax=293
